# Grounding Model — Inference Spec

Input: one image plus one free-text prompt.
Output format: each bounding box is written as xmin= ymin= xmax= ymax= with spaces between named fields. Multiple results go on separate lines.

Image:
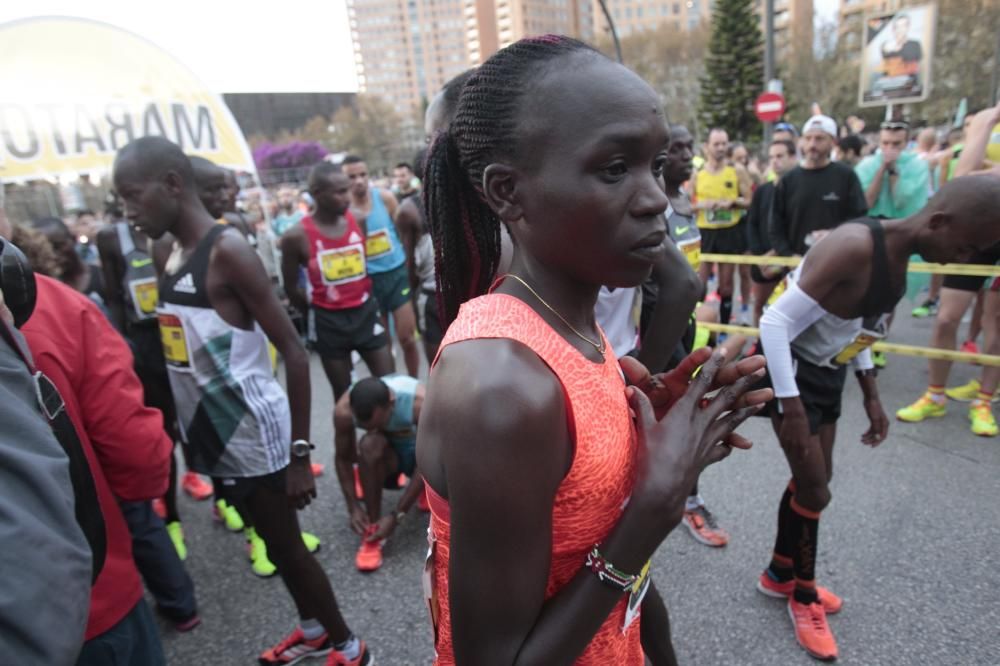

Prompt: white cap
xmin=801 ymin=115 xmax=837 ymax=138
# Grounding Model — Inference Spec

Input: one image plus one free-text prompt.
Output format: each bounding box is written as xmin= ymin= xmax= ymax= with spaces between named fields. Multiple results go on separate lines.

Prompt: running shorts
xmin=221 ymin=467 xmax=287 ymax=502
xmin=309 ymin=298 xmax=387 ymax=360
xmin=700 ymin=223 xmax=747 ymax=256
xmin=941 ymin=245 xmax=1000 ymax=292
xmin=756 ymin=352 xmax=848 ymax=435
xmin=371 ymin=263 xmax=411 ymax=314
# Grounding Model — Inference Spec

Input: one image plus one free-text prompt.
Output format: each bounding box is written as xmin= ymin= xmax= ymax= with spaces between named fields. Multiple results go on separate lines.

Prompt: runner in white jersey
xmin=113 ymin=137 xmax=374 ymax=666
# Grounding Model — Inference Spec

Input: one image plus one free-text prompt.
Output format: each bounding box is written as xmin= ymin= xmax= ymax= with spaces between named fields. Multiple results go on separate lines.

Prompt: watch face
xmin=292 ymin=441 xmax=311 ymax=457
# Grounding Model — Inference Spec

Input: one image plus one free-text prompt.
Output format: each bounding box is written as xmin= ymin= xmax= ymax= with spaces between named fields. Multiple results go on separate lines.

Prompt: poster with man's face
xmin=858 ymin=3 xmax=937 ymax=107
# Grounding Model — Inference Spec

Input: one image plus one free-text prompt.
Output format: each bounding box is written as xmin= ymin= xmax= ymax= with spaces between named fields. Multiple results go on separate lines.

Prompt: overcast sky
xmin=2 ymin=0 xmax=843 ymax=95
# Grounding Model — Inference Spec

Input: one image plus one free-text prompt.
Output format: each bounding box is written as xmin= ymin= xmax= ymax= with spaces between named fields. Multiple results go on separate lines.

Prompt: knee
xmin=796 ymin=485 xmax=831 ymax=513
xmin=358 ymin=432 xmax=388 ymax=464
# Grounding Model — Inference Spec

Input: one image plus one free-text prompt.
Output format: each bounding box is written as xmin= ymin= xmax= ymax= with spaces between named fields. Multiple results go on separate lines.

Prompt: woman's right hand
xmin=626 ymin=350 xmax=769 ymax=532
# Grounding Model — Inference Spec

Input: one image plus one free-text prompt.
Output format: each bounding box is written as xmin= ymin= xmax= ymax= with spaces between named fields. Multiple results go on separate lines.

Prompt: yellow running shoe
xmin=970 ymin=402 xmax=999 ymax=437
xmin=245 ymin=527 xmax=277 ymax=577
xmin=165 ymin=521 xmax=187 ymax=561
xmin=214 ymin=499 xmax=245 ymax=532
xmin=896 ymin=393 xmax=947 ymax=422
xmin=946 ymin=379 xmax=982 ymax=402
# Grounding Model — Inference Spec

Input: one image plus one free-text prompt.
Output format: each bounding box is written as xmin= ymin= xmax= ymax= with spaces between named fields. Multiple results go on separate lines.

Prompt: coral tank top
xmin=424 ymin=292 xmax=642 ymax=665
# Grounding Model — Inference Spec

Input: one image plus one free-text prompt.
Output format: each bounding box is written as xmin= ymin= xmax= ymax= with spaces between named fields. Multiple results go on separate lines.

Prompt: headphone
xmin=0 ymin=236 xmax=37 ymax=328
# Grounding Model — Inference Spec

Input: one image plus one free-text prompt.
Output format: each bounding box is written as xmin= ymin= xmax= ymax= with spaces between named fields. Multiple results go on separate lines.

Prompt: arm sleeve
xmin=0 ymin=334 xmax=91 ymax=664
xmin=758 ymin=282 xmax=829 ymax=398
xmin=768 ymin=179 xmax=795 ymax=256
xmin=851 ymin=346 xmax=875 ymax=372
xmin=77 ymin=300 xmax=173 ymax=501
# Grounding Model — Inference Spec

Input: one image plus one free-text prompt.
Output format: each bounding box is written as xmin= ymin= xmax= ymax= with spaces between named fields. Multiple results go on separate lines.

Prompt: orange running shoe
xmin=353 ymin=464 xmax=364 ymax=500
xmin=152 ymin=498 xmax=167 ymax=519
xmin=355 ymin=525 xmax=384 ymax=572
xmin=787 ymin=598 xmax=838 ymax=661
xmin=181 ymin=472 xmax=213 ymax=500
xmin=325 ymin=638 xmax=373 ymax=665
xmin=756 ymin=571 xmax=843 ymax=614
xmin=311 ymin=462 xmax=325 ymax=477
xmin=259 ymin=626 xmax=332 ymax=665
xmin=682 ymin=505 xmax=728 ymax=547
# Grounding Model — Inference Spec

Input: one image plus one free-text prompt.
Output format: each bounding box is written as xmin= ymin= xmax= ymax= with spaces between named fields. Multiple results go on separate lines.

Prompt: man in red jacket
xmin=21 ymin=272 xmax=173 ymax=665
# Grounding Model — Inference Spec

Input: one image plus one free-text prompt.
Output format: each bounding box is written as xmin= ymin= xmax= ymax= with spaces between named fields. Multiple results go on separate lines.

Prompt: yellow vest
xmin=695 ymin=165 xmax=742 ymax=229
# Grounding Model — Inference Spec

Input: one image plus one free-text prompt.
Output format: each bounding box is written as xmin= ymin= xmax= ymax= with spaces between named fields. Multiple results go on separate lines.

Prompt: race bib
xmin=365 ymin=229 xmax=393 ymax=259
xmin=128 ymin=277 xmax=158 ymax=319
xmin=832 ymin=314 xmax=889 ymax=366
xmin=677 ymin=237 xmax=701 ymax=270
xmin=767 ymin=277 xmax=788 ymax=306
xmin=318 ymin=244 xmax=365 ymax=286
xmin=158 ymin=313 xmax=190 ymax=368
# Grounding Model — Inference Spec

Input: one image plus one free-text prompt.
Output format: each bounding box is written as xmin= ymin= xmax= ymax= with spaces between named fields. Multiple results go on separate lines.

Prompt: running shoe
xmin=788 ymin=598 xmax=838 ymax=661
xmin=311 ymin=463 xmax=325 ymax=478
xmin=896 ymin=393 xmax=947 ymax=422
xmin=960 ymin=340 xmax=980 ymax=356
xmin=259 ymin=627 xmax=332 ymax=665
xmin=181 ymin=471 xmax=214 ymax=500
xmin=353 ymin=464 xmax=364 ymax=500
xmin=246 ymin=527 xmax=277 ymax=578
xmin=325 ymin=639 xmax=373 ymax=665
xmin=152 ymin=497 xmax=167 ymax=519
xmin=355 ymin=525 xmax=384 ymax=572
xmin=970 ymin=402 xmax=999 ymax=437
xmin=166 ymin=521 xmax=187 ymax=561
xmin=302 ymin=531 xmax=321 ymax=554
xmin=756 ymin=571 xmax=842 ymax=614
xmin=911 ymin=299 xmax=938 ymax=318
xmin=214 ymin=499 xmax=245 ymax=532
xmin=682 ymin=505 xmax=728 ymax=547
xmin=174 ymin=614 xmax=202 ymax=633
xmin=872 ymin=350 xmax=887 ymax=369
xmin=946 ymin=379 xmax=983 ymax=402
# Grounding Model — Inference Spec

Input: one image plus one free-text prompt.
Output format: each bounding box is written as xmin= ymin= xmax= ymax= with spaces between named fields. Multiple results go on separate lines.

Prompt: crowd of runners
xmin=3 ymin=34 xmax=1000 ymax=666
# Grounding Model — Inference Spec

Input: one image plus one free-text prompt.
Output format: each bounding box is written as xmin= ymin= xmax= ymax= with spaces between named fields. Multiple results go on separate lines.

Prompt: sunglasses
xmin=880 ymin=121 xmax=910 ymax=131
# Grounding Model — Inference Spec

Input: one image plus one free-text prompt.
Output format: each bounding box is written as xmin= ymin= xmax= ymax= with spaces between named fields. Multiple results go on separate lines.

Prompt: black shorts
xmin=422 ymin=289 xmax=443 ymax=347
xmin=310 ymin=298 xmax=388 ymax=360
xmin=941 ymin=247 xmax=1000 ymax=292
xmin=757 ymin=352 xmax=848 ymax=435
xmin=220 ymin=467 xmax=286 ymax=503
xmin=751 ymin=265 xmax=785 ymax=285
xmin=371 ymin=264 xmax=411 ymax=314
xmin=128 ymin=322 xmax=168 ymax=380
xmin=700 ymin=224 xmax=747 ymax=256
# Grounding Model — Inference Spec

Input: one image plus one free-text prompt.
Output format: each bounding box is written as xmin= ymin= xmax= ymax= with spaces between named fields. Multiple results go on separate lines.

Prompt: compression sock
xmin=768 ymin=480 xmax=796 ymax=582
xmin=790 ymin=496 xmax=821 ymax=605
xmin=300 ymin=618 xmax=325 ymax=640
xmin=720 ymin=296 xmax=733 ymax=326
xmin=334 ymin=633 xmax=361 ymax=660
xmin=928 ymin=385 xmax=947 ymax=405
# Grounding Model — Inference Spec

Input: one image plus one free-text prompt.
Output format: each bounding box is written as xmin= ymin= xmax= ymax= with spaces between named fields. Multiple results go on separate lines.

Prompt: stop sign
xmin=755 ymin=92 xmax=787 ymax=123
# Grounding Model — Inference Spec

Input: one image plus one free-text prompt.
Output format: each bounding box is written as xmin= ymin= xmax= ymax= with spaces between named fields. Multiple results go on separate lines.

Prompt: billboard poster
xmin=858 ymin=3 xmax=937 ymax=107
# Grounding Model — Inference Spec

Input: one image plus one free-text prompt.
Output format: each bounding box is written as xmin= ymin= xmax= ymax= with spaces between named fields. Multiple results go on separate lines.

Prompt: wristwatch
xmin=291 ymin=439 xmax=314 ymax=459
xmin=394 ymin=510 xmax=406 ymax=524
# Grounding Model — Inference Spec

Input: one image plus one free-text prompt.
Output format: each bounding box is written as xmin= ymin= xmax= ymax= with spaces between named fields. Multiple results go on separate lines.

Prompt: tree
xmin=597 ymin=25 xmax=710 ymax=136
xmin=330 ymin=95 xmax=407 ymax=174
xmin=698 ymin=0 xmax=765 ymax=143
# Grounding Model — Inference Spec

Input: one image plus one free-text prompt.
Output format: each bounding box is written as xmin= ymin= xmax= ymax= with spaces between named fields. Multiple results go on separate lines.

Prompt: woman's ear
xmin=483 ymin=164 xmax=523 ymax=224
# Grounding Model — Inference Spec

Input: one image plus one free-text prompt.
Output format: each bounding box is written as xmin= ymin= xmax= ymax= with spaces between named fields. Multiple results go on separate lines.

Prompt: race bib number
xmin=158 ymin=313 xmax=190 ymax=368
xmin=365 ymin=229 xmax=393 ymax=259
xmin=677 ymin=238 xmax=701 ymax=270
xmin=767 ymin=277 xmax=788 ymax=306
xmin=832 ymin=314 xmax=889 ymax=366
xmin=129 ymin=278 xmax=158 ymax=319
xmin=318 ymin=244 xmax=365 ymax=286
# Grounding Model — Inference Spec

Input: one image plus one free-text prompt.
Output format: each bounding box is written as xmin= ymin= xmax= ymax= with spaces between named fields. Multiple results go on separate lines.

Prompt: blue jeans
xmin=76 ymin=599 xmax=165 ymax=666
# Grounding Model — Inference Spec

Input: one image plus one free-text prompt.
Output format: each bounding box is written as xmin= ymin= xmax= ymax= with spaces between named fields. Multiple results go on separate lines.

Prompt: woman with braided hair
xmin=416 ymin=35 xmax=772 ymax=664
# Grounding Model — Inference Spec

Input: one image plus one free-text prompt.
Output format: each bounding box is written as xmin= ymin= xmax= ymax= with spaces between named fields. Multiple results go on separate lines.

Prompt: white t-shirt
xmin=595 ymin=286 xmax=639 ymax=358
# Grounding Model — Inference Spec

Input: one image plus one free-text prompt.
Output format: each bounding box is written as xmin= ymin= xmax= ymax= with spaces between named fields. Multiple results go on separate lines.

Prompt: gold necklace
xmin=505 ymin=274 xmax=606 ymax=355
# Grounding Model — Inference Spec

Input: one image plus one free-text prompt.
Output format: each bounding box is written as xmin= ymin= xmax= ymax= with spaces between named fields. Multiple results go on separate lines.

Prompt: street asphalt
xmin=160 ymin=297 xmax=1000 ymax=665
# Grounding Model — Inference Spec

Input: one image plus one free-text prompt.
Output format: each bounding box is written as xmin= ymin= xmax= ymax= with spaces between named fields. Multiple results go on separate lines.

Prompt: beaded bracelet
xmin=584 ymin=545 xmax=640 ymax=593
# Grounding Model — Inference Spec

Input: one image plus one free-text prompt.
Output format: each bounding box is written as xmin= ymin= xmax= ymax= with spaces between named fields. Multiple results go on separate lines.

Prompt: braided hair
xmin=423 ymin=35 xmax=601 ymax=326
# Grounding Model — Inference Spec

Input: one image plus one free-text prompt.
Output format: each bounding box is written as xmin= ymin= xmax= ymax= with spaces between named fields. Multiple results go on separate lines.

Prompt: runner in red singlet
xmin=417 ymin=36 xmax=771 ymax=665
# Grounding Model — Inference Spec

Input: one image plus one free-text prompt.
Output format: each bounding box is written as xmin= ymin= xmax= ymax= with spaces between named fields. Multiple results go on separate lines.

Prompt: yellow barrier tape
xmin=700 ymin=253 xmax=1000 ymax=277
xmin=698 ymin=322 xmax=1000 ymax=367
